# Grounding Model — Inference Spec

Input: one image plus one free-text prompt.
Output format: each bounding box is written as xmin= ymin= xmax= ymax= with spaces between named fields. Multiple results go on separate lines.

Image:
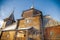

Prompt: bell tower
xmin=18 ymin=7 xmax=44 ymax=40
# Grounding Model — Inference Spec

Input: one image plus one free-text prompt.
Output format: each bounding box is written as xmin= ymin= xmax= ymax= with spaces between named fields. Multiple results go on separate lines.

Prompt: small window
xmin=50 ymin=31 xmax=54 ymax=36
xmin=6 ymin=20 xmax=12 ymax=26
xmin=26 ymin=19 xmax=30 ymax=23
xmin=7 ymin=34 xmax=10 ymax=38
xmin=56 ymin=35 xmax=60 ymax=39
xmin=17 ymin=33 xmax=20 ymax=37
xmin=17 ymin=31 xmax=25 ymax=37
xmin=25 ymin=19 xmax=32 ymax=23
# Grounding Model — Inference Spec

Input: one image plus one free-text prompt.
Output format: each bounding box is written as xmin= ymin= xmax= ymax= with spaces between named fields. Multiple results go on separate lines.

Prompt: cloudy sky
xmin=0 ymin=0 xmax=60 ymax=21
xmin=0 ymin=0 xmax=60 ymax=28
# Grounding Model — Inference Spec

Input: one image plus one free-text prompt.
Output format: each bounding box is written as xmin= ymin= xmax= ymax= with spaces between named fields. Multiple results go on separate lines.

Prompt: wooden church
xmin=0 ymin=7 xmax=60 ymax=40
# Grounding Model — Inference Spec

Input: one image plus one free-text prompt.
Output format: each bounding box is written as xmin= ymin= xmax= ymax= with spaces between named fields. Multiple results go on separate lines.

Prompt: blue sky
xmin=0 ymin=0 xmax=60 ymax=21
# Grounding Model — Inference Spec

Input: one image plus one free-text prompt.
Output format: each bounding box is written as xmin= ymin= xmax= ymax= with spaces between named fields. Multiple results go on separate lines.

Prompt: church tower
xmin=17 ymin=7 xmax=44 ymax=40
xmin=4 ymin=11 xmax=15 ymax=27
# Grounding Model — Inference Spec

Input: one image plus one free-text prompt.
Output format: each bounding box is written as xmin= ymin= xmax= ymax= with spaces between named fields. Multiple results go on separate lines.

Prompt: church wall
xmin=18 ymin=15 xmax=42 ymax=40
xmin=23 ymin=10 xmax=33 ymax=18
xmin=18 ymin=15 xmax=41 ymax=30
xmin=1 ymin=31 xmax=16 ymax=40
xmin=15 ymin=30 xmax=26 ymax=40
xmin=0 ymin=8 xmax=44 ymax=40
xmin=44 ymin=25 xmax=60 ymax=40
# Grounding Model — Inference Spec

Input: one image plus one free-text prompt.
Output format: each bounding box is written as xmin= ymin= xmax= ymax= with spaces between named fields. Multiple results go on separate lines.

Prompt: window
xmin=26 ymin=19 xmax=30 ymax=23
xmin=50 ymin=31 xmax=54 ymax=36
xmin=17 ymin=33 xmax=20 ymax=37
xmin=6 ymin=34 xmax=10 ymax=38
xmin=6 ymin=20 xmax=12 ymax=26
xmin=25 ymin=19 xmax=32 ymax=23
xmin=17 ymin=31 xmax=25 ymax=37
xmin=56 ymin=35 xmax=60 ymax=40
xmin=7 ymin=35 xmax=10 ymax=37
